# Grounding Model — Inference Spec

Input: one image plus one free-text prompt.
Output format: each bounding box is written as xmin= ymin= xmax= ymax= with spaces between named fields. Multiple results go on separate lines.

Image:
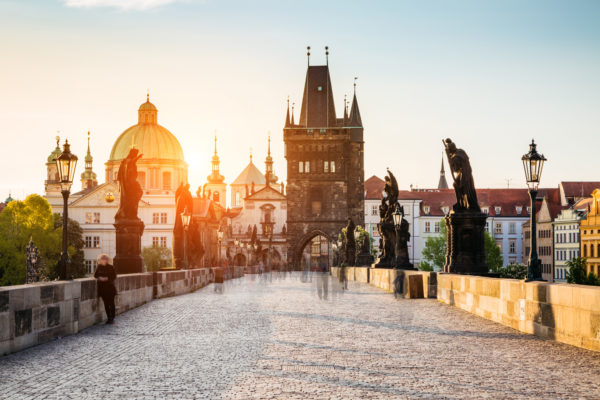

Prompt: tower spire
xmin=265 ymin=132 xmax=275 ymax=186
xmin=81 ymin=131 xmax=98 ymax=189
xmin=285 ymin=97 xmax=291 ymax=127
xmin=349 ymin=78 xmax=362 ymax=127
xmin=291 ymin=102 xmax=295 ymax=125
xmin=307 ymin=46 xmax=311 ymax=66
xmin=214 ymin=130 xmax=217 ymax=156
xmin=438 ymin=153 xmax=449 ymax=189
xmin=207 ymin=130 xmax=225 ymax=184
xmin=343 ymin=94 xmax=348 ymax=122
xmin=325 ymin=46 xmax=329 ymax=66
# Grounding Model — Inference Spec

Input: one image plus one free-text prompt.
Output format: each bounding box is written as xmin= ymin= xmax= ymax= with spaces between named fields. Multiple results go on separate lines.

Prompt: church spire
xmin=291 ymin=102 xmax=295 ymax=125
xmin=207 ymin=131 xmax=225 ymax=184
xmin=265 ymin=133 xmax=276 ymax=186
xmin=343 ymin=94 xmax=348 ymax=122
xmin=438 ymin=153 xmax=449 ymax=189
xmin=80 ymin=131 xmax=98 ymax=190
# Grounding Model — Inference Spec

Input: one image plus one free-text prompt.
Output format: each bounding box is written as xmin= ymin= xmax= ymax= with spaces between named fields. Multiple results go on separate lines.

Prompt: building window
xmin=162 ymin=171 xmax=171 ymax=190
xmin=330 ymin=161 xmax=336 ymax=173
xmin=434 ymin=221 xmax=440 ymax=233
xmin=509 ymin=240 xmax=516 ymax=254
xmin=324 ymin=161 xmax=329 ymax=173
xmin=235 ymin=191 xmax=241 ymax=206
xmin=482 ymin=207 xmax=489 ymax=215
xmin=425 ymin=221 xmax=431 ymax=233
xmin=509 ymin=223 xmax=515 ymax=234
xmin=299 ymin=161 xmax=304 ymax=173
xmin=160 ymin=212 xmax=167 ymax=224
xmin=371 ymin=205 xmax=378 ymax=216
xmin=441 ymin=206 xmax=449 ymax=215
xmin=516 ymin=206 xmax=523 ymax=215
xmin=495 ymin=223 xmax=503 ymax=234
xmin=85 ymin=236 xmax=92 ymax=248
xmin=496 ymin=241 xmax=502 ymax=251
xmin=152 ymin=237 xmax=167 ymax=248
xmin=152 ymin=213 xmax=159 ymax=224
xmin=84 ymin=260 xmax=97 ymax=274
xmin=423 ymin=206 xmax=430 ymax=215
xmin=93 ymin=236 xmax=100 ymax=248
xmin=305 ymin=161 xmax=310 ymax=173
xmin=495 ymin=206 xmax=502 ymax=215
xmin=160 ymin=237 xmax=167 ymax=248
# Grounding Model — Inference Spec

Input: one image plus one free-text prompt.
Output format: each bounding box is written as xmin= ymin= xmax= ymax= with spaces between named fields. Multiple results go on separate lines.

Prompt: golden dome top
xmin=108 ymin=96 xmax=184 ymax=162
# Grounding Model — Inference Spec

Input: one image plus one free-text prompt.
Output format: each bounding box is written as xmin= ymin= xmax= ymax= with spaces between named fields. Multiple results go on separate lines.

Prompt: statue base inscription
xmin=114 ymin=218 xmax=145 ymax=274
xmin=443 ymin=211 xmax=488 ymax=275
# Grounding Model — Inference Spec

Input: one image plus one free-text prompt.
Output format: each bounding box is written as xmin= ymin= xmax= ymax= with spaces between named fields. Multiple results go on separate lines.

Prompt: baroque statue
xmin=173 ymin=183 xmax=194 ymax=268
xmin=115 ymin=148 xmax=143 ymax=221
xmin=394 ymin=205 xmax=413 ymax=269
xmin=444 ymin=138 xmax=480 ymax=212
xmin=113 ymin=148 xmax=145 ymax=274
xmin=344 ymin=218 xmax=356 ymax=266
xmin=375 ymin=169 xmax=398 ymax=268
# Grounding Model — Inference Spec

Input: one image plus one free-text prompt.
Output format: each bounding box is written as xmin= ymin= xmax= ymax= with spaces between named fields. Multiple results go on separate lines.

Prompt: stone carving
xmin=356 ymin=231 xmax=374 ymax=266
xmin=114 ymin=148 xmax=145 ymax=274
xmin=375 ymin=169 xmax=398 ymax=268
xmin=443 ymin=139 xmax=487 ymax=275
xmin=115 ymin=148 xmax=143 ymax=220
xmin=344 ymin=218 xmax=356 ymax=266
xmin=26 ymin=237 xmax=40 ymax=283
xmin=444 ymin=138 xmax=480 ymax=212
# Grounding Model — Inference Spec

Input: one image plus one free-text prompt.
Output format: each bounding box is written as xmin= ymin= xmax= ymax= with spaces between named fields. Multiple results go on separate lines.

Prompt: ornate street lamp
xmin=55 ymin=139 xmax=78 ymax=280
xmin=393 ymin=207 xmax=403 ymax=228
xmin=181 ymin=207 xmax=191 ymax=269
xmin=217 ymin=230 xmax=224 ymax=267
xmin=522 ymin=139 xmax=547 ymax=282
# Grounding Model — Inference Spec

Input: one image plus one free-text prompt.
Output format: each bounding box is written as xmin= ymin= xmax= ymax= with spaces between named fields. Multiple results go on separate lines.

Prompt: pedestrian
xmin=94 ymin=254 xmax=117 ymax=324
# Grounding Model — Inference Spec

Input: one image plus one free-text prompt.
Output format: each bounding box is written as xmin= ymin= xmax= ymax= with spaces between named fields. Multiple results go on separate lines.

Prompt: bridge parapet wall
xmin=438 ymin=274 xmax=600 ymax=352
xmin=0 ymin=267 xmax=242 ymax=356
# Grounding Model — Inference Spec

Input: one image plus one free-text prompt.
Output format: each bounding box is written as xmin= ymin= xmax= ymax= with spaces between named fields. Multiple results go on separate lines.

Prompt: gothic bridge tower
xmin=284 ymin=48 xmax=364 ymax=269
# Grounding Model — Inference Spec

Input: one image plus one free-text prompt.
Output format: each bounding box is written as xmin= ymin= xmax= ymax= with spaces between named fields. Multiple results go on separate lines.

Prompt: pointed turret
xmin=80 ymin=131 xmax=98 ymax=190
xmin=285 ymin=98 xmax=291 ymax=127
xmin=348 ymin=93 xmax=362 ymax=127
xmin=298 ymin=65 xmax=337 ymax=128
xmin=291 ymin=102 xmax=295 ymax=125
xmin=438 ymin=154 xmax=449 ymax=189
xmin=343 ymin=94 xmax=348 ymax=123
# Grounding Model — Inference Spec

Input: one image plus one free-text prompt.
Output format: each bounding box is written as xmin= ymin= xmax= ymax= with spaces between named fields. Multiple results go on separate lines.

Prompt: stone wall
xmin=333 ymin=267 xmax=600 ymax=352
xmin=437 ymin=274 xmax=600 ymax=352
xmin=0 ymin=267 xmax=241 ymax=356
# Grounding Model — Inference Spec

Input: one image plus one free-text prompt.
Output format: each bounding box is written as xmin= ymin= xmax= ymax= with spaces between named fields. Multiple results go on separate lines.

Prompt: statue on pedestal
xmin=114 ymin=148 xmax=145 ymax=274
xmin=344 ymin=218 xmax=356 ymax=266
xmin=443 ymin=139 xmax=487 ymax=275
xmin=374 ymin=169 xmax=398 ymax=268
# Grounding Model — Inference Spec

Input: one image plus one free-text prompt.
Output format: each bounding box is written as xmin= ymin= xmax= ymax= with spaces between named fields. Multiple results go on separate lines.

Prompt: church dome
xmin=47 ymin=137 xmax=61 ymax=163
xmin=108 ymin=96 xmax=184 ymax=162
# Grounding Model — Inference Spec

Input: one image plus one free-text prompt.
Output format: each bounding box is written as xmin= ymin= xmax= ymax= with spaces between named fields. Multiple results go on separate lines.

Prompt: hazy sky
xmin=1 ymin=0 xmax=599 ymax=201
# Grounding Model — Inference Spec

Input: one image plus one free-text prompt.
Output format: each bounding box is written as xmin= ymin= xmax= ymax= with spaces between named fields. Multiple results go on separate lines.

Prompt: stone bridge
xmin=1 ymin=270 xmax=600 ymax=399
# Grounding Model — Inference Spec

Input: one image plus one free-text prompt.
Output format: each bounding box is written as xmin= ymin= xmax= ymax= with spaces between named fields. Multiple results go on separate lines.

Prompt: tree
xmin=485 ymin=231 xmax=504 ymax=273
xmin=0 ymin=195 xmax=86 ymax=286
xmin=566 ymin=258 xmax=600 ymax=286
xmin=421 ymin=219 xmax=447 ymax=270
xmin=418 ymin=261 xmax=434 ymax=271
xmin=499 ymin=263 xmax=527 ymax=279
xmin=142 ymin=246 xmax=172 ymax=271
xmin=421 ymin=218 xmax=504 ymax=272
xmin=341 ymin=225 xmax=375 ymax=260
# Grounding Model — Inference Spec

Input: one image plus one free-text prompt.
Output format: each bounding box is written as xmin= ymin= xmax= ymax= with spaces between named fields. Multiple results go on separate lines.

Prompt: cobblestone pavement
xmin=2 ymin=272 xmax=600 ymax=400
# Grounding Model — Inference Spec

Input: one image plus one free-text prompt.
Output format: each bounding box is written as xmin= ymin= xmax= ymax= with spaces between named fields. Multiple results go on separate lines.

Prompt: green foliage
xmin=421 ymin=219 xmax=504 ymax=272
xmin=418 ymin=261 xmax=434 ymax=271
xmin=142 ymin=246 xmax=172 ymax=271
xmin=341 ymin=225 xmax=375 ymax=258
xmin=421 ymin=219 xmax=447 ymax=269
xmin=566 ymin=258 xmax=600 ymax=286
xmin=485 ymin=231 xmax=504 ymax=273
xmin=499 ymin=263 xmax=527 ymax=279
xmin=0 ymin=194 xmax=86 ymax=286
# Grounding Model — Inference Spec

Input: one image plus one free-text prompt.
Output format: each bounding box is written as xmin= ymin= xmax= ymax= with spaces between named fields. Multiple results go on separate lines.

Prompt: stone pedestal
xmin=114 ymin=218 xmax=145 ymax=274
xmin=443 ymin=211 xmax=487 ymax=275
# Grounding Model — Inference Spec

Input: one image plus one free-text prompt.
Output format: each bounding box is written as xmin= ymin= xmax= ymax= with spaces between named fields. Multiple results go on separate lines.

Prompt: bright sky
xmin=1 ymin=0 xmax=599 ymax=201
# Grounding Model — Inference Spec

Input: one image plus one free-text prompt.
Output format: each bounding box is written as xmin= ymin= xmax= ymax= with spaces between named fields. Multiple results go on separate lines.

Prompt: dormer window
xmin=526 ymin=206 xmax=531 ymax=214
xmin=482 ymin=207 xmax=489 ymax=215
xmin=441 ymin=206 xmax=449 ymax=215
xmin=495 ymin=206 xmax=502 ymax=215
xmin=516 ymin=206 xmax=523 ymax=215
xmin=423 ymin=206 xmax=430 ymax=215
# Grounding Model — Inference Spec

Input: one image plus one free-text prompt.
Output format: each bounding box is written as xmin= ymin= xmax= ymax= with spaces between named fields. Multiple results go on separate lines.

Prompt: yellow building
xmin=580 ymin=189 xmax=600 ymax=275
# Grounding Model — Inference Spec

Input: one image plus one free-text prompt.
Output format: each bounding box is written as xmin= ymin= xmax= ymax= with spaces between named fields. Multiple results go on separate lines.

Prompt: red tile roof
xmin=561 ymin=182 xmax=600 ymax=200
xmin=396 ymin=188 xmax=561 ymax=218
xmin=364 ymin=175 xmax=385 ymax=200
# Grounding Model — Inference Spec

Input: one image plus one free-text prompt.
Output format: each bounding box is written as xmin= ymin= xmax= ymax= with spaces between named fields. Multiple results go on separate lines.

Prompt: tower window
xmin=324 ymin=161 xmax=329 ymax=173
xmin=162 ymin=171 xmax=171 ymax=190
xmin=305 ymin=161 xmax=310 ymax=173
xmin=317 ymin=86 xmax=322 ymax=91
xmin=299 ymin=161 xmax=304 ymax=173
xmin=330 ymin=161 xmax=336 ymax=173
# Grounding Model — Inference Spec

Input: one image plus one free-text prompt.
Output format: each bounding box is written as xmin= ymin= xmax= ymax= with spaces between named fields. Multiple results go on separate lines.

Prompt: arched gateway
xmin=284 ymin=56 xmax=365 ymax=270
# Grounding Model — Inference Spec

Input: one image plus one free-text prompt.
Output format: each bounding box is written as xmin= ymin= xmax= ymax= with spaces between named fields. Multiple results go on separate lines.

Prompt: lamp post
xmin=217 ymin=230 xmax=224 ymax=267
xmin=393 ymin=207 xmax=403 ymax=269
xmin=246 ymin=243 xmax=251 ymax=267
xmin=55 ymin=140 xmax=78 ymax=280
xmin=181 ymin=207 xmax=191 ymax=269
xmin=522 ymin=139 xmax=547 ymax=282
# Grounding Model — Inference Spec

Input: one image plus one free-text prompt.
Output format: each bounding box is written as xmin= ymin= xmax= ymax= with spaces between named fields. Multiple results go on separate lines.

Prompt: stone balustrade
xmin=332 ymin=266 xmax=600 ymax=352
xmin=0 ymin=267 xmax=243 ymax=356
